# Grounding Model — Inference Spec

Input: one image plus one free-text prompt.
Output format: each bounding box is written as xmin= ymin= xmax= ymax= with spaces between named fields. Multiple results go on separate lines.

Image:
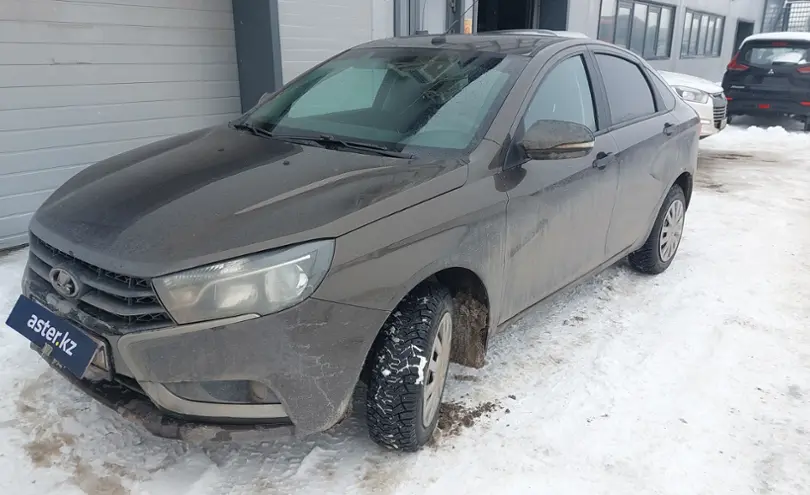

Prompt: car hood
xmin=31 ymin=125 xmax=466 ymax=277
xmin=658 ymin=70 xmax=723 ymax=94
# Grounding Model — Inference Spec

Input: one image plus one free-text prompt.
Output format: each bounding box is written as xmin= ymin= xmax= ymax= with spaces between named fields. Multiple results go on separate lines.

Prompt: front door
xmin=499 ymin=52 xmax=619 ymax=323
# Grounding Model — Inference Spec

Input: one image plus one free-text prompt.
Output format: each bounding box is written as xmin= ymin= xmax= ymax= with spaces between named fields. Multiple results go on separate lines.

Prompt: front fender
xmin=313 ymin=175 xmax=508 ymax=327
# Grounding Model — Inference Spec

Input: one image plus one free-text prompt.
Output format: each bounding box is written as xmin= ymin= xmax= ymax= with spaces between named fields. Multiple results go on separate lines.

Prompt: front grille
xmin=27 ymin=235 xmax=173 ymax=333
xmin=711 ymin=92 xmax=727 ymax=126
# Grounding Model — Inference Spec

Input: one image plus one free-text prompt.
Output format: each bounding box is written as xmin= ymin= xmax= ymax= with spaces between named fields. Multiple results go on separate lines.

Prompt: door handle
xmin=592 ymin=151 xmax=614 ymax=170
xmin=663 ymin=122 xmax=676 ymax=136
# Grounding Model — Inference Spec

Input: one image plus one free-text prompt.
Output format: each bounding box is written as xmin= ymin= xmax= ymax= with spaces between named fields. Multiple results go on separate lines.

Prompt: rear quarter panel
xmin=641 ymin=100 xmax=700 ymax=240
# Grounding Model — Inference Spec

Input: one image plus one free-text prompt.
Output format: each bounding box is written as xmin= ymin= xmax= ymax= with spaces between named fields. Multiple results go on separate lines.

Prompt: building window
xmin=681 ymin=9 xmax=724 ymax=58
xmin=598 ymin=0 xmax=675 ymax=59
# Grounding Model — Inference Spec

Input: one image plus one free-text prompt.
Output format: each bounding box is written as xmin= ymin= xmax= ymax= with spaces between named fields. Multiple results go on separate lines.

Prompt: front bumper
xmin=689 ymin=95 xmax=727 ymax=138
xmin=38 ymin=350 xmax=295 ymax=442
xmin=23 ymin=264 xmax=389 ymax=440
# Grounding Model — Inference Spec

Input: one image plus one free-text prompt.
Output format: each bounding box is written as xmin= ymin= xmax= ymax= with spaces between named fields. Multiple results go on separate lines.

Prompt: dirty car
xmin=4 ymin=32 xmax=699 ymax=451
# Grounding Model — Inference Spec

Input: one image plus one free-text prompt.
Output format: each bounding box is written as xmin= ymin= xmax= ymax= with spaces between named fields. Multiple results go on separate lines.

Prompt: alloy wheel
xmin=659 ymin=199 xmax=685 ymax=262
xmin=422 ymin=311 xmax=452 ymax=427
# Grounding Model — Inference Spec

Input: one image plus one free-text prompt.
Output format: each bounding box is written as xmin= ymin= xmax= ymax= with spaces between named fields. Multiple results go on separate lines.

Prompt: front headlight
xmin=153 ymin=240 xmax=334 ymax=324
xmin=673 ymin=85 xmax=710 ymax=104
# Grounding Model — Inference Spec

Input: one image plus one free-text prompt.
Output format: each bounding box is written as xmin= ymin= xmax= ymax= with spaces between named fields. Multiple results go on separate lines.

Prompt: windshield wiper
xmin=230 ymin=125 xmax=414 ymax=159
xmin=274 ymin=134 xmax=415 ymax=159
xmin=229 ymin=121 xmax=276 ymax=139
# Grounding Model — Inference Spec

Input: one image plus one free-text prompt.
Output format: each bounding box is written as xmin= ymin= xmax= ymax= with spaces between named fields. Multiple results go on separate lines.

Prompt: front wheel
xmin=365 ymin=284 xmax=453 ymax=451
xmin=628 ymin=184 xmax=687 ymax=274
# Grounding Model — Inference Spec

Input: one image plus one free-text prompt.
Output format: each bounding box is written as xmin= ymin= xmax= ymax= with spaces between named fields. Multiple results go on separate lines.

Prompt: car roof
xmin=484 ymin=29 xmax=590 ymax=39
xmin=742 ymin=31 xmax=810 ymax=44
xmin=358 ymin=32 xmax=577 ymax=56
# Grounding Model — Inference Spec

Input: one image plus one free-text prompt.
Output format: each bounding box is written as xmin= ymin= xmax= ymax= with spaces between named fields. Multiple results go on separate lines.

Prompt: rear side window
xmin=595 ymin=54 xmax=656 ymax=124
xmin=741 ymin=41 xmax=810 ymax=66
xmin=649 ymin=71 xmax=676 ymax=111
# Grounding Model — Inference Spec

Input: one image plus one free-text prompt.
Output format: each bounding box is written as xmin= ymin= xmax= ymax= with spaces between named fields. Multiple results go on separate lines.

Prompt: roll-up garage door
xmin=277 ymin=0 xmax=377 ymax=83
xmin=0 ymin=0 xmax=242 ymax=250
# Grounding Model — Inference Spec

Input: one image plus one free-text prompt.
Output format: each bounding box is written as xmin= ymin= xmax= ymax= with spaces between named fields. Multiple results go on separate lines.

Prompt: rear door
xmin=590 ymin=48 xmax=682 ymax=257
xmin=499 ymin=48 xmax=619 ymax=323
xmin=726 ymin=39 xmax=810 ymax=100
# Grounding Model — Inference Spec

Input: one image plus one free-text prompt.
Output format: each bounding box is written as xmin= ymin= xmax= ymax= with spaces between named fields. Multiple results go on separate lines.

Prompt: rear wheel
xmin=628 ymin=184 xmax=686 ymax=274
xmin=366 ymin=284 xmax=453 ymax=451
xmin=803 ymin=119 xmax=810 ymax=132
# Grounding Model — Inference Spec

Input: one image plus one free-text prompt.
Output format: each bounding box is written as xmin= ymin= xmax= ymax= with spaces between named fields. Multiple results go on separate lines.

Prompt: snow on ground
xmin=1 ymin=122 xmax=810 ymax=495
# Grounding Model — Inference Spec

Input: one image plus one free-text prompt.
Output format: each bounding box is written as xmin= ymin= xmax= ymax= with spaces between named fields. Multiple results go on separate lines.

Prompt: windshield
xmin=742 ymin=41 xmax=810 ymax=66
xmin=242 ymin=47 xmax=525 ymax=155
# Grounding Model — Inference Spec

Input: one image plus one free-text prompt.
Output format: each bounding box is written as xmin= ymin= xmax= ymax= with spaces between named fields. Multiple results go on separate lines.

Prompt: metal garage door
xmin=277 ymin=0 xmax=379 ymax=83
xmin=0 ymin=0 xmax=242 ymax=250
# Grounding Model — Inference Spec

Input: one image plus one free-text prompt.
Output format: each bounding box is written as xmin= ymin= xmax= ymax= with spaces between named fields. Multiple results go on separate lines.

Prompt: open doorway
xmin=477 ymin=0 xmax=532 ymax=31
xmin=733 ymin=20 xmax=755 ymax=52
xmin=476 ymin=0 xmax=568 ymax=33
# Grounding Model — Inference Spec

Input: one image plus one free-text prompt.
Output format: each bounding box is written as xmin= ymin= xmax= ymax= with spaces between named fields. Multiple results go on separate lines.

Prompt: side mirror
xmin=519 ymin=120 xmax=595 ymax=160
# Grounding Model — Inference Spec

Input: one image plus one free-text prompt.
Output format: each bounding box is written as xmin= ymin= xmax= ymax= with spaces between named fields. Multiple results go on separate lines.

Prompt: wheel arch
xmin=361 ymin=264 xmax=493 ymax=386
xmin=634 ymin=170 xmax=694 ymax=252
xmin=433 ymin=267 xmax=491 ymax=369
xmin=675 ymin=171 xmax=693 ymax=209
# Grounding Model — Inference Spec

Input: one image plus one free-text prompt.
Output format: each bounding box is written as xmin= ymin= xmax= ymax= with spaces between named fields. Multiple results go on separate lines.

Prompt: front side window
xmin=597 ymin=0 xmax=674 ymax=59
xmin=244 ymin=48 xmax=525 ymax=154
xmin=681 ymin=9 xmax=725 ymax=58
xmin=522 ymin=55 xmax=597 ymax=133
xmin=596 ymin=53 xmax=656 ymax=124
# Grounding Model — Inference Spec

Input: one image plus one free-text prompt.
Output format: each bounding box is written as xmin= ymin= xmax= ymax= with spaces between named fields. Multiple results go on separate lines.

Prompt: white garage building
xmin=0 ymin=0 xmax=413 ymax=250
xmin=0 ymin=0 xmax=764 ymax=250
xmin=0 ymin=1 xmax=243 ymax=249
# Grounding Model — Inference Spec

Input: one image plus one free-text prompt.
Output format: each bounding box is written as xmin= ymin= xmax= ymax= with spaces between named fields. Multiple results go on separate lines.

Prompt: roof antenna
xmin=444 ymin=0 xmax=479 ymax=35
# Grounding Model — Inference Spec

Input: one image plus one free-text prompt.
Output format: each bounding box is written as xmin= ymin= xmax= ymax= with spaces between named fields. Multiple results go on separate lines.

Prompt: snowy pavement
xmin=2 ymin=123 xmax=810 ymax=495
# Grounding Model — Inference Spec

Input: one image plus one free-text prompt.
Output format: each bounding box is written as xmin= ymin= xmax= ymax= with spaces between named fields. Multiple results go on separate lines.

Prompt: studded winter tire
xmin=365 ymin=283 xmax=453 ymax=451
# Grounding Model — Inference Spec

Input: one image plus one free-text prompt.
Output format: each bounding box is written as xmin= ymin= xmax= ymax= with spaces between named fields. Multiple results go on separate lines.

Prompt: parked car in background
xmin=722 ymin=31 xmax=810 ymax=131
xmin=4 ymin=32 xmax=699 ymax=452
xmin=659 ymin=70 xmax=728 ymax=139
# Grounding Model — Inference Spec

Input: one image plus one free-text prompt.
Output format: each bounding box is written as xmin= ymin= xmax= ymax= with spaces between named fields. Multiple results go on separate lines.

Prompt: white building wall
xmin=420 ymin=0 xmax=448 ymax=33
xmin=277 ymin=0 xmax=396 ymax=83
xmin=660 ymin=0 xmax=765 ymax=80
xmin=0 ymin=0 xmax=241 ymax=250
xmin=568 ymin=0 xmax=767 ymax=81
xmin=374 ymin=0 xmax=397 ymax=39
